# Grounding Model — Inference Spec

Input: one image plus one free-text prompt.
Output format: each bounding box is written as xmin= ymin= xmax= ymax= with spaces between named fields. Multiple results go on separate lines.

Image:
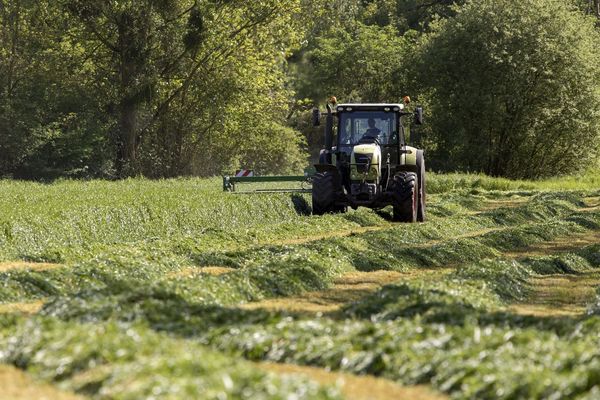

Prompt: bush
xmin=419 ymin=0 xmax=600 ymax=178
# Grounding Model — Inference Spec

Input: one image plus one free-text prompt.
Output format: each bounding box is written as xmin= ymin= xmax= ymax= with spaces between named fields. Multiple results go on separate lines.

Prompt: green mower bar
xmin=223 ymin=171 xmax=314 ymax=193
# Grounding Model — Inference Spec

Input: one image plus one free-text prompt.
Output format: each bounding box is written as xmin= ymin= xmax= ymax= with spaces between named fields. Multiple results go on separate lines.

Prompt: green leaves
xmin=1 ymin=0 xmax=310 ymax=179
xmin=417 ymin=0 xmax=600 ymax=178
xmin=299 ymin=23 xmax=410 ymax=103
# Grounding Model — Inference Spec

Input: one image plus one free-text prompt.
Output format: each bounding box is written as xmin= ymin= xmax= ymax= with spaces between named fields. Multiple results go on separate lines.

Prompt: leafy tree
xmin=0 ymin=0 xmax=41 ymax=175
xmin=62 ymin=0 xmax=206 ymax=177
xmin=61 ymin=0 xmax=307 ymax=178
xmin=0 ymin=1 xmax=110 ymax=179
xmin=418 ymin=0 xmax=600 ymax=178
xmin=298 ymin=23 xmax=413 ymax=103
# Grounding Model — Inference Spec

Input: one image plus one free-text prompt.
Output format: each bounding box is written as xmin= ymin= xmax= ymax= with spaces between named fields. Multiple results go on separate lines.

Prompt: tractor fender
xmin=400 ymin=146 xmax=418 ymax=166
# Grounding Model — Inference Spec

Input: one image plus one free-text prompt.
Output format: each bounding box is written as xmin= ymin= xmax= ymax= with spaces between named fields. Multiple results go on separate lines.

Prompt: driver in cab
xmin=361 ymin=118 xmax=381 ymax=142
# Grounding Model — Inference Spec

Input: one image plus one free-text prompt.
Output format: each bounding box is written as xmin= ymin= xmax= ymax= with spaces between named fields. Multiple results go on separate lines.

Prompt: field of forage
xmin=0 ymin=172 xmax=599 ymax=399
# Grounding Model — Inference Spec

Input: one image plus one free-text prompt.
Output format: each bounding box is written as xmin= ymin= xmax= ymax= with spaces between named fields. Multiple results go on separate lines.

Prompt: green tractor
xmin=311 ymin=98 xmax=426 ymax=222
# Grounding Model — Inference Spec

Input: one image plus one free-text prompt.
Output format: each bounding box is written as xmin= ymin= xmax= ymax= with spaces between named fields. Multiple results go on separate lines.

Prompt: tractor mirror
xmin=312 ymin=108 xmax=321 ymax=127
xmin=414 ymin=106 xmax=424 ymax=125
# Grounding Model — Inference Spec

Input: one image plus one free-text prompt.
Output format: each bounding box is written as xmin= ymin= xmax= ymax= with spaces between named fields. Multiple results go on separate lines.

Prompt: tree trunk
xmin=115 ymin=12 xmax=141 ymax=178
xmin=116 ymin=96 xmax=138 ymax=176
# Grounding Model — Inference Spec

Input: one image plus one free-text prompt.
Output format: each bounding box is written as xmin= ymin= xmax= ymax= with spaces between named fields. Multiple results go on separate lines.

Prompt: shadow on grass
xmin=291 ymin=194 xmax=311 ymax=216
xmin=40 ymin=276 xmax=596 ymax=341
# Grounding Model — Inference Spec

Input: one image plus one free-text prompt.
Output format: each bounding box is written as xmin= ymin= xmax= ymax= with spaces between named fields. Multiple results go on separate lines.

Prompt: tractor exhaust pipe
xmin=325 ymin=103 xmax=333 ymax=152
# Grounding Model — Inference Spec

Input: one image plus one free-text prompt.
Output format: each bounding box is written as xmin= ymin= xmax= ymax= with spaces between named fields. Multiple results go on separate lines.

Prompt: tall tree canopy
xmin=417 ymin=0 xmax=600 ymax=177
xmin=1 ymin=0 xmax=599 ymax=179
xmin=1 ymin=0 xmax=308 ymax=178
xmin=63 ymin=0 xmax=306 ymax=177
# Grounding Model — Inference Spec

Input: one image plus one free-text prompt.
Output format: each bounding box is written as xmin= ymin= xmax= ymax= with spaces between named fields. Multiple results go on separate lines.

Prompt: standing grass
xmin=0 ymin=173 xmax=599 ymax=399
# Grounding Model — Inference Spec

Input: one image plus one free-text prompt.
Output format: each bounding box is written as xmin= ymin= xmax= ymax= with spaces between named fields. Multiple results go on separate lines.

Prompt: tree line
xmin=1 ymin=0 xmax=599 ymax=180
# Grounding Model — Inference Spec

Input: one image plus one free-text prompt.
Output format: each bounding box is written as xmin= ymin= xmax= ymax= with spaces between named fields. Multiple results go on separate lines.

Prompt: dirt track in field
xmin=510 ymin=273 xmax=600 ymax=317
xmin=507 ymin=228 xmax=600 ymax=317
xmin=0 ymin=262 xmax=62 ymax=273
xmin=507 ymin=231 xmax=600 ymax=259
xmin=258 ymin=362 xmax=447 ymax=400
xmin=240 ymin=269 xmax=451 ymax=313
xmin=0 ymin=300 xmax=45 ymax=315
xmin=0 ymin=365 xmax=85 ymax=400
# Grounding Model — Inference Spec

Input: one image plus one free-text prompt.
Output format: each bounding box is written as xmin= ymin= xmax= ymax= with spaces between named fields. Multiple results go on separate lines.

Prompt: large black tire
xmin=416 ymin=150 xmax=426 ymax=222
xmin=392 ymin=172 xmax=418 ymax=222
xmin=312 ymin=171 xmax=345 ymax=215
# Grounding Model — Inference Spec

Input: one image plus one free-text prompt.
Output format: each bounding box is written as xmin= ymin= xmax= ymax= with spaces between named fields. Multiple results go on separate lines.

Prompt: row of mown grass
xmin=0 ymin=315 xmax=340 ymax=400
xmin=1 ymin=171 xmax=598 ymax=263
xmin=0 ymin=173 xmax=599 ymax=399
xmin=0 ymin=191 xmax=595 ymax=308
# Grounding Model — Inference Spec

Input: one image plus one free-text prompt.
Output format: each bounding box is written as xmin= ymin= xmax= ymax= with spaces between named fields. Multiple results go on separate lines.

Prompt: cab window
xmin=338 ymin=111 xmax=398 ymax=146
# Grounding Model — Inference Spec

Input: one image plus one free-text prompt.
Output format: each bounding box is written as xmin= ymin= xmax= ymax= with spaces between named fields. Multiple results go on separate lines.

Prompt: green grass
xmin=0 ymin=316 xmax=340 ymax=400
xmin=427 ymin=169 xmax=600 ymax=193
xmin=0 ymin=173 xmax=599 ymax=399
xmin=0 ymin=191 xmax=593 ymax=306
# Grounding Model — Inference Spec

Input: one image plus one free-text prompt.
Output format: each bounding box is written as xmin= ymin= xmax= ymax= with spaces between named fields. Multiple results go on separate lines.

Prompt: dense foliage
xmin=419 ymin=0 xmax=600 ymax=178
xmin=0 ymin=0 xmax=308 ymax=179
xmin=1 ymin=0 xmax=599 ymax=179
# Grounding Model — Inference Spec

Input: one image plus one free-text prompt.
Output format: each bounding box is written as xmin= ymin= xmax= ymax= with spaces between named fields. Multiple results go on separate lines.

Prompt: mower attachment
xmin=223 ymin=170 xmax=315 ymax=193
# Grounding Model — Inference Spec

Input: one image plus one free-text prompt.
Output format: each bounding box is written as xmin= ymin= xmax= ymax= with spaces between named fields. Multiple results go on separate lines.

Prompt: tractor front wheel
xmin=392 ymin=172 xmax=418 ymax=222
xmin=312 ymin=171 xmax=345 ymax=215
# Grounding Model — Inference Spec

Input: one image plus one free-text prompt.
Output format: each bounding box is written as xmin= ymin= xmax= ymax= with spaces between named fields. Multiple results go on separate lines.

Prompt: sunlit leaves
xmin=418 ymin=0 xmax=600 ymax=178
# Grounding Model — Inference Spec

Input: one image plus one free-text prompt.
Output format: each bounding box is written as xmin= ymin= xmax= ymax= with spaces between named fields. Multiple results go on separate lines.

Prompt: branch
xmin=84 ymin=20 xmax=118 ymax=53
xmin=160 ymin=1 xmax=196 ymax=26
xmin=141 ymin=5 xmax=281 ymax=133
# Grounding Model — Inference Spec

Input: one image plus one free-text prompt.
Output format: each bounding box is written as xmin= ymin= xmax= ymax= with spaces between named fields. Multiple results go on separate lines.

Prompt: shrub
xmin=419 ymin=0 xmax=600 ymax=178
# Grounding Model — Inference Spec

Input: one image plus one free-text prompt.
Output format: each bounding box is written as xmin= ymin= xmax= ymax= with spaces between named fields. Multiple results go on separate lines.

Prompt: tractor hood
xmin=351 ymin=144 xmax=381 ymax=181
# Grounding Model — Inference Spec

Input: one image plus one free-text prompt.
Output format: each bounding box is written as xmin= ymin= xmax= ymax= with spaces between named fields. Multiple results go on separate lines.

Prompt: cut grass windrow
xmin=1 ymin=178 xmax=600 ymax=399
xmin=0 ymin=317 xmax=341 ymax=400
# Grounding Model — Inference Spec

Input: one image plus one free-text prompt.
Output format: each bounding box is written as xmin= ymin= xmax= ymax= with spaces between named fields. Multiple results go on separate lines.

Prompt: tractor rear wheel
xmin=392 ymin=172 xmax=418 ymax=222
xmin=416 ymin=150 xmax=426 ymax=222
xmin=312 ymin=171 xmax=345 ymax=215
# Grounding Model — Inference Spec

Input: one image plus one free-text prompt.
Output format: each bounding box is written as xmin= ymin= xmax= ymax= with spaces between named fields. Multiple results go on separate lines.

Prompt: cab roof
xmin=336 ymin=103 xmax=405 ymax=110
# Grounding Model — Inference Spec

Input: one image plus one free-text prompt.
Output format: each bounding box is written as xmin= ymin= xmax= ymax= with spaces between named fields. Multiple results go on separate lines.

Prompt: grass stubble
xmin=0 ymin=172 xmax=599 ymax=399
